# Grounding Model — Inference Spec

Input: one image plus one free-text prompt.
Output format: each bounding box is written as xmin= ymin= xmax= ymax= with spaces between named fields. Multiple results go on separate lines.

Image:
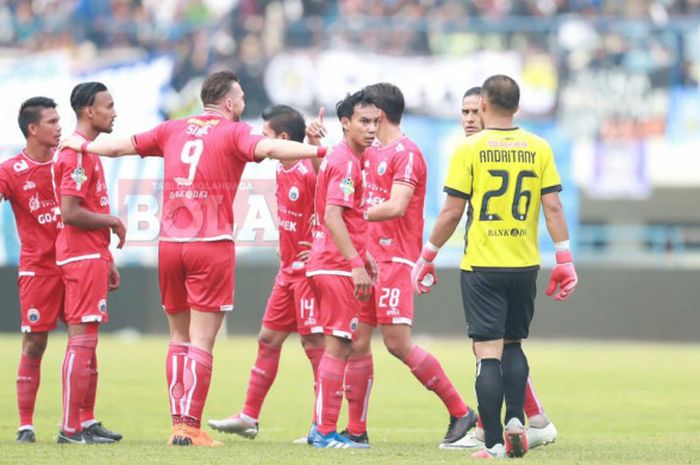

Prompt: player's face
xmin=31 ymin=107 xmax=61 ymax=148
xmin=461 ymin=94 xmax=482 ymax=136
xmin=226 ymin=82 xmax=246 ymax=121
xmin=90 ymin=91 xmax=117 ymax=134
xmin=343 ymin=104 xmax=380 ymax=148
xmin=262 ymin=121 xmax=289 ymax=140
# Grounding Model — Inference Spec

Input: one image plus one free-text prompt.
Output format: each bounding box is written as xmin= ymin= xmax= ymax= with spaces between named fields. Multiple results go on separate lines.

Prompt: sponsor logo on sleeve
xmin=340 ymin=177 xmax=355 ymax=196
xmin=71 ymin=167 xmax=88 ymax=189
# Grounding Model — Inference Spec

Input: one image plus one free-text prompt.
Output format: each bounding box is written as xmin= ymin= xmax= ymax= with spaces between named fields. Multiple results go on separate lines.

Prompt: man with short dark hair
xmin=305 ymin=90 xmax=378 ymax=449
xmin=447 ymin=85 xmax=558 ymax=452
xmin=52 ymin=82 xmax=126 ymax=444
xmin=1 ymin=97 xmax=62 ymax=443
xmin=341 ymin=82 xmax=477 ymax=448
xmin=62 ymin=71 xmax=327 ymax=446
xmin=413 ymin=75 xmax=577 ymax=459
xmin=461 ymin=87 xmax=482 ymax=137
xmin=208 ymin=104 xmax=324 ymax=441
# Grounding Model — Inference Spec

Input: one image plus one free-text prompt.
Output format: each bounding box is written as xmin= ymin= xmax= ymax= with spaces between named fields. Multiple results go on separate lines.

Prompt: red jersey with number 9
xmin=132 ymin=112 xmax=264 ymax=242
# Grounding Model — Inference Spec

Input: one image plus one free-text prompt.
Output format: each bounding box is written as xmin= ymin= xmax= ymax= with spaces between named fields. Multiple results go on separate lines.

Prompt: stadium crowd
xmin=0 ymin=0 xmax=698 ymax=115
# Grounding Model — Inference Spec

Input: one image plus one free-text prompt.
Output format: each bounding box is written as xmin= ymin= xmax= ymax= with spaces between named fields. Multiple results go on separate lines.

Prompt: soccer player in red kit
xmin=52 ymin=82 xmax=126 ymax=444
xmin=339 ymin=83 xmax=477 ymax=447
xmin=0 ymin=97 xmax=62 ymax=443
xmin=64 ymin=71 xmax=327 ymax=446
xmin=447 ymin=86 xmax=558 ymax=451
xmin=305 ymin=90 xmax=378 ymax=449
xmin=208 ymin=104 xmax=324 ymax=439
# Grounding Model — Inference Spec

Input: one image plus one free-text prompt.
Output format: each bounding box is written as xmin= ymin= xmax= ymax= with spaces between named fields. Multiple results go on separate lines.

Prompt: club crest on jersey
xmin=377 ymin=161 xmax=387 ymax=175
xmin=288 ymin=186 xmax=300 ymax=201
xmin=27 ymin=308 xmax=40 ymax=323
xmin=98 ymin=299 xmax=107 ymax=313
xmin=29 ymin=193 xmax=40 ymax=212
xmin=340 ymin=177 xmax=355 ymax=196
xmin=71 ymin=167 xmax=87 ymax=189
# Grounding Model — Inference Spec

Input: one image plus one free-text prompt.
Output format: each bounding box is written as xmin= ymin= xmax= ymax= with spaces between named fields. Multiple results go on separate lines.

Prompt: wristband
xmin=316 ymin=146 xmax=327 ymax=158
xmin=349 ymin=255 xmax=364 ymax=269
xmin=421 ymin=241 xmax=440 ymax=262
xmin=554 ymin=240 xmax=570 ymax=252
xmin=80 ymin=141 xmax=90 ymax=154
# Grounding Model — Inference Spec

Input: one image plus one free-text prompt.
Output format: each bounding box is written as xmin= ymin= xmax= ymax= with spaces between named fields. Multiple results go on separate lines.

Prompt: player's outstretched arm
xmin=411 ymin=194 xmax=467 ymax=294
xmin=60 ymin=135 xmax=137 ymax=157
xmin=542 ymin=192 xmax=577 ymax=301
xmin=366 ymin=183 xmax=414 ymax=221
xmin=61 ymin=195 xmax=126 ymax=248
xmin=254 ymin=138 xmax=326 ymax=161
xmin=427 ymin=194 xmax=467 ymax=249
xmin=325 ymin=204 xmax=371 ymax=301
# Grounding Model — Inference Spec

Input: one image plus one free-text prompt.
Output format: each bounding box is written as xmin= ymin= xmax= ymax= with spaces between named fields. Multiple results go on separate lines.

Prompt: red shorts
xmin=262 ymin=272 xmax=322 ymax=336
xmin=359 ymin=260 xmax=415 ymax=327
xmin=158 ymin=241 xmax=235 ymax=313
xmin=19 ymin=273 xmax=65 ymax=333
xmin=61 ymin=258 xmax=109 ymax=325
xmin=308 ymin=274 xmax=360 ymax=341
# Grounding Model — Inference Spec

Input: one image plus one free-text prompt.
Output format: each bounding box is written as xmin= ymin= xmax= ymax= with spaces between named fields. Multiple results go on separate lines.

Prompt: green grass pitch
xmin=0 ymin=334 xmax=699 ymax=464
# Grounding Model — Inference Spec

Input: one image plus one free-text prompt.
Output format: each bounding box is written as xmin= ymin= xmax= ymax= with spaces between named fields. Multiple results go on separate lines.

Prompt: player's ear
xmin=27 ymin=122 xmax=38 ymax=138
xmin=279 ymin=132 xmax=289 ymax=140
xmin=340 ymin=116 xmax=351 ymax=133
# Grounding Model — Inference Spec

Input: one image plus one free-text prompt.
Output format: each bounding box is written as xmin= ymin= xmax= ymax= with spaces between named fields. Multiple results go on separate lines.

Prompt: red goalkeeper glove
xmin=411 ymin=243 xmax=439 ymax=294
xmin=546 ymin=250 xmax=578 ymax=301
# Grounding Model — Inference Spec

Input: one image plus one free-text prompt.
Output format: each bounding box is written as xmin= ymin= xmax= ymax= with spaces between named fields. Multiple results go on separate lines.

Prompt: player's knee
xmin=300 ymin=334 xmax=323 ymax=350
xmin=351 ymin=337 xmax=371 ymax=357
xmin=383 ymin=336 xmax=411 ymax=360
xmin=22 ymin=334 xmax=48 ymax=358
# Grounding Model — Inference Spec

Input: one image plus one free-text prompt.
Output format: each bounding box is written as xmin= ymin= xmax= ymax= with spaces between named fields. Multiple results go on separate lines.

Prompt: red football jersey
xmin=0 ymin=151 xmax=60 ymax=275
xmin=52 ymin=133 xmax=112 ymax=265
xmin=132 ymin=112 xmax=264 ymax=242
xmin=363 ymin=136 xmax=426 ymax=263
xmin=276 ymin=160 xmax=316 ymax=275
xmin=307 ymin=142 xmax=367 ymax=276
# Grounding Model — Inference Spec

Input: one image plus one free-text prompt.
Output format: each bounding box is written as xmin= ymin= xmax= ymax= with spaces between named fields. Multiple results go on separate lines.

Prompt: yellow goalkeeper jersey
xmin=443 ymin=127 xmax=562 ymax=271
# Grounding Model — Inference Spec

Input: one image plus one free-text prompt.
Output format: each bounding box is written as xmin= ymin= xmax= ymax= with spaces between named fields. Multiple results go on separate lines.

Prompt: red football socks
xmin=166 ymin=342 xmax=189 ymax=424
xmin=524 ymin=376 xmax=544 ymax=418
xmin=403 ymin=346 xmax=469 ymax=418
xmin=80 ymin=352 xmax=98 ymax=425
xmin=241 ymin=341 xmax=282 ymax=420
xmin=315 ymin=354 xmax=347 ymax=435
xmin=17 ymin=354 xmax=41 ymax=428
xmin=182 ymin=346 xmax=213 ymax=428
xmin=61 ymin=334 xmax=98 ymax=434
xmin=344 ymin=354 xmax=374 ymax=435
xmin=304 ymin=346 xmax=324 ymax=423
